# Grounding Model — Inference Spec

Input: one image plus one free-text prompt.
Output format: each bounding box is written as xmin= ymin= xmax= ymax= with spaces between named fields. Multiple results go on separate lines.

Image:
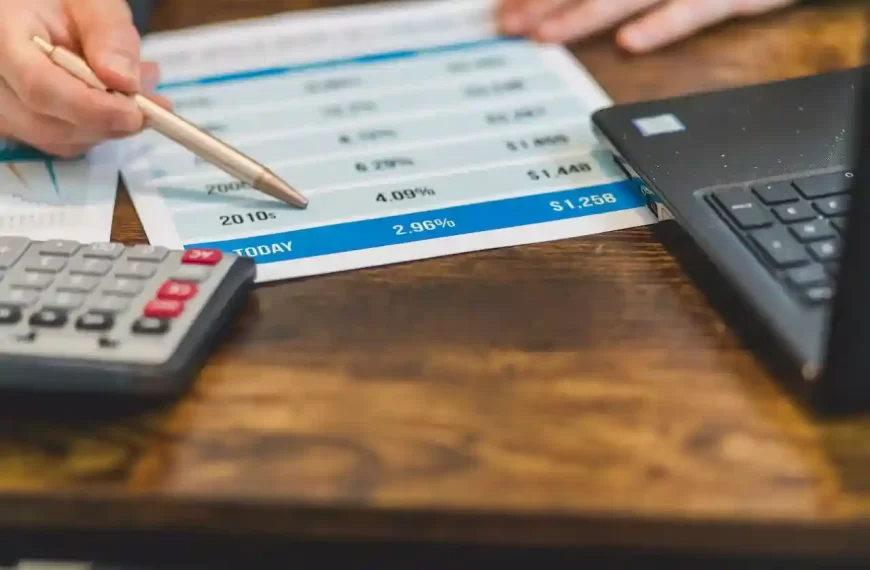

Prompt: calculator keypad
xmin=0 ymin=237 xmax=239 ymax=366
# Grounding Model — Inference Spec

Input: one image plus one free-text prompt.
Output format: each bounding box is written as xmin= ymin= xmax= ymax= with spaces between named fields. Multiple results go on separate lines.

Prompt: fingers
xmin=67 ymin=0 xmax=141 ymax=92
xmin=615 ymin=0 xmax=794 ymax=52
xmin=0 ymin=29 xmax=144 ymax=134
xmin=0 ymin=78 xmax=99 ymax=158
xmin=499 ymin=0 xmax=574 ymax=35
xmin=537 ymin=0 xmax=661 ymax=43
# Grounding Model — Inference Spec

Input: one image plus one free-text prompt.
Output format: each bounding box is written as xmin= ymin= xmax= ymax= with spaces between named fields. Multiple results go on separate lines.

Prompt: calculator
xmin=0 ymin=237 xmax=256 ymax=398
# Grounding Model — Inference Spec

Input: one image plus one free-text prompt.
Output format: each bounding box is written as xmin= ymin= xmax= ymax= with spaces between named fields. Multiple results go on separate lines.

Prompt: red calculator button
xmin=144 ymin=299 xmax=184 ymax=319
xmin=158 ymin=281 xmax=198 ymax=301
xmin=182 ymin=248 xmax=223 ymax=265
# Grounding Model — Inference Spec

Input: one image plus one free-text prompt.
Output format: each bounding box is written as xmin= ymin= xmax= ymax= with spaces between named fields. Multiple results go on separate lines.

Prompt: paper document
xmin=121 ymin=0 xmax=656 ymax=282
xmin=0 ymin=140 xmax=119 ymax=242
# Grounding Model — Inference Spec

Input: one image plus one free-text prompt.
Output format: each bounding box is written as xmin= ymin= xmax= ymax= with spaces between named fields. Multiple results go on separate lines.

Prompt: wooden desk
xmin=2 ymin=0 xmax=870 ymax=564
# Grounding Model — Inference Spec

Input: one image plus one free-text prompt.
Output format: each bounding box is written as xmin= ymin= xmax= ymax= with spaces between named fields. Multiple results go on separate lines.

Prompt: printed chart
xmin=0 ymin=140 xmax=119 ymax=242
xmin=121 ymin=0 xmax=657 ymax=282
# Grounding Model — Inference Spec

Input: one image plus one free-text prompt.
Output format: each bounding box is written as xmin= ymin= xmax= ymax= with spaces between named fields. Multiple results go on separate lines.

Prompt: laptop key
xmin=753 ymin=181 xmax=799 ymax=204
xmin=712 ymin=188 xmax=773 ymax=229
xmin=793 ymin=171 xmax=854 ymax=198
xmin=830 ymin=216 xmax=848 ymax=235
xmin=787 ymin=264 xmax=828 ymax=287
xmin=790 ymin=219 xmax=836 ymax=242
xmin=749 ymin=226 xmax=809 ymax=268
xmin=814 ymin=196 xmax=850 ymax=217
xmin=773 ymin=202 xmax=817 ymax=223
xmin=801 ymin=285 xmax=835 ymax=304
xmin=808 ymin=239 xmax=841 ymax=262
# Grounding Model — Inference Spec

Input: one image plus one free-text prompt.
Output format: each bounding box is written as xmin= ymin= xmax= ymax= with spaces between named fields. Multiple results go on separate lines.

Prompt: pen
xmin=32 ymin=36 xmax=309 ymax=210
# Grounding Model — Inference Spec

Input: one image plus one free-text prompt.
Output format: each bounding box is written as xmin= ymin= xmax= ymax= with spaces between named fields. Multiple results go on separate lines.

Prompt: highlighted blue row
xmin=157 ymin=37 xmax=522 ymax=91
xmin=185 ymin=180 xmax=646 ymax=264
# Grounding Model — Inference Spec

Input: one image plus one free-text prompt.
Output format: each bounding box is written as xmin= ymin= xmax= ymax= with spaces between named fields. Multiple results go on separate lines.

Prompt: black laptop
xmin=591 ymin=63 xmax=870 ymax=415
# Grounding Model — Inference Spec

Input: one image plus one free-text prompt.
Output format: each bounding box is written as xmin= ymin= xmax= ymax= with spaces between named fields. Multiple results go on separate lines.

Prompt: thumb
xmin=69 ymin=0 xmax=142 ymax=93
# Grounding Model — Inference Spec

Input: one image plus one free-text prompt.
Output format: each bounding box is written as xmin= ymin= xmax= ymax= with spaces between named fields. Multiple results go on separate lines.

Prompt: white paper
xmin=121 ymin=0 xmax=657 ymax=283
xmin=0 ymin=139 xmax=119 ymax=243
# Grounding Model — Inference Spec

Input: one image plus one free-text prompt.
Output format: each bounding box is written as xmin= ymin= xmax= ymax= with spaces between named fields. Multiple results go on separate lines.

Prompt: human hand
xmin=498 ymin=0 xmax=797 ymax=53
xmin=0 ymin=0 xmax=171 ymax=158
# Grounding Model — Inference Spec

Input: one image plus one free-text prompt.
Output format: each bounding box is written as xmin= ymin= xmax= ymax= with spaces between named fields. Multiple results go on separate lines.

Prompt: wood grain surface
xmin=2 ymin=0 xmax=870 ymax=562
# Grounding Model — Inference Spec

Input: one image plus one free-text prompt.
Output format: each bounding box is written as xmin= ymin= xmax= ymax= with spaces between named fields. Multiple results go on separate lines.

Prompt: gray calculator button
xmin=171 ymin=264 xmax=212 ymax=283
xmin=0 ymin=237 xmax=30 ymax=269
xmin=133 ymin=317 xmax=170 ymax=335
xmin=10 ymin=272 xmax=54 ymax=291
xmin=43 ymin=291 xmax=85 ymax=311
xmin=29 ymin=309 xmax=68 ymax=328
xmin=24 ymin=256 xmax=66 ymax=273
xmin=38 ymin=240 xmax=80 ymax=257
xmin=103 ymin=277 xmax=143 ymax=297
xmin=76 ymin=312 xmax=114 ymax=332
xmin=0 ymin=288 xmax=39 ymax=307
xmin=0 ymin=306 xmax=21 ymax=324
xmin=56 ymin=274 xmax=98 ymax=293
xmin=114 ymin=260 xmax=159 ymax=279
xmin=88 ymin=296 xmax=129 ymax=314
xmin=82 ymin=242 xmax=125 ymax=259
xmin=69 ymin=257 xmax=112 ymax=276
xmin=126 ymin=245 xmax=168 ymax=262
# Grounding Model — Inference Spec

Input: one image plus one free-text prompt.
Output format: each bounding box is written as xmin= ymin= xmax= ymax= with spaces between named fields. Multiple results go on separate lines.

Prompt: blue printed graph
xmin=0 ymin=139 xmax=61 ymax=202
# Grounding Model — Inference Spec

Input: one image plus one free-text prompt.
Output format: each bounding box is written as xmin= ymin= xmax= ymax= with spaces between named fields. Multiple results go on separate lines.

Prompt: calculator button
xmin=29 ymin=309 xmax=67 ymax=328
xmin=69 ymin=257 xmax=112 ymax=276
xmin=0 ymin=306 xmax=21 ymax=325
xmin=114 ymin=260 xmax=159 ymax=279
xmin=133 ymin=317 xmax=170 ymax=335
xmin=10 ymin=272 xmax=54 ymax=291
xmin=0 ymin=289 xmax=39 ymax=307
xmin=56 ymin=274 xmax=98 ymax=293
xmin=182 ymin=248 xmax=223 ymax=265
xmin=103 ymin=278 xmax=143 ymax=297
xmin=43 ymin=292 xmax=85 ymax=311
xmin=126 ymin=245 xmax=168 ymax=262
xmin=24 ymin=256 xmax=66 ymax=274
xmin=88 ymin=296 xmax=130 ymax=315
xmin=158 ymin=281 xmax=198 ymax=301
xmin=171 ymin=264 xmax=212 ymax=283
xmin=76 ymin=312 xmax=114 ymax=332
xmin=144 ymin=299 xmax=184 ymax=319
xmin=0 ymin=237 xmax=30 ymax=269
xmin=82 ymin=243 xmax=125 ymax=260
xmin=38 ymin=240 xmax=80 ymax=257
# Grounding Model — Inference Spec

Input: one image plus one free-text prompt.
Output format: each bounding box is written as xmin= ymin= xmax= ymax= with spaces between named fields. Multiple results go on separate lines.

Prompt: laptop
xmin=591 ymin=63 xmax=870 ymax=416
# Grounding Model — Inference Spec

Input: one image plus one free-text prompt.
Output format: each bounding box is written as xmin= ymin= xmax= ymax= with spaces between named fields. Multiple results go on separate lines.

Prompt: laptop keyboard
xmin=708 ymin=170 xmax=853 ymax=305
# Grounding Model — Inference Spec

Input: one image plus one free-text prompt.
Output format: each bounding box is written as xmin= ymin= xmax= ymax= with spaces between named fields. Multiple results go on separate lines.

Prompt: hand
xmin=498 ymin=0 xmax=797 ymax=53
xmin=0 ymin=0 xmax=171 ymax=158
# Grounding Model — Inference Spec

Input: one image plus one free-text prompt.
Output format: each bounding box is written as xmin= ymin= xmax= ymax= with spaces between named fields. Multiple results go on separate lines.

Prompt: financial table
xmin=122 ymin=3 xmax=656 ymax=282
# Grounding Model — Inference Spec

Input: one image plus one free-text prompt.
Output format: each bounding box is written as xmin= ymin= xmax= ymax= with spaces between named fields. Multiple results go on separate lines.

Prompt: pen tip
xmin=256 ymin=171 xmax=309 ymax=210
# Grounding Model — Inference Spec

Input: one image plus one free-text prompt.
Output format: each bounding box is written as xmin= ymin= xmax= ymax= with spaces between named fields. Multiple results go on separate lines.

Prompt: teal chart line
xmin=0 ymin=140 xmax=69 ymax=196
